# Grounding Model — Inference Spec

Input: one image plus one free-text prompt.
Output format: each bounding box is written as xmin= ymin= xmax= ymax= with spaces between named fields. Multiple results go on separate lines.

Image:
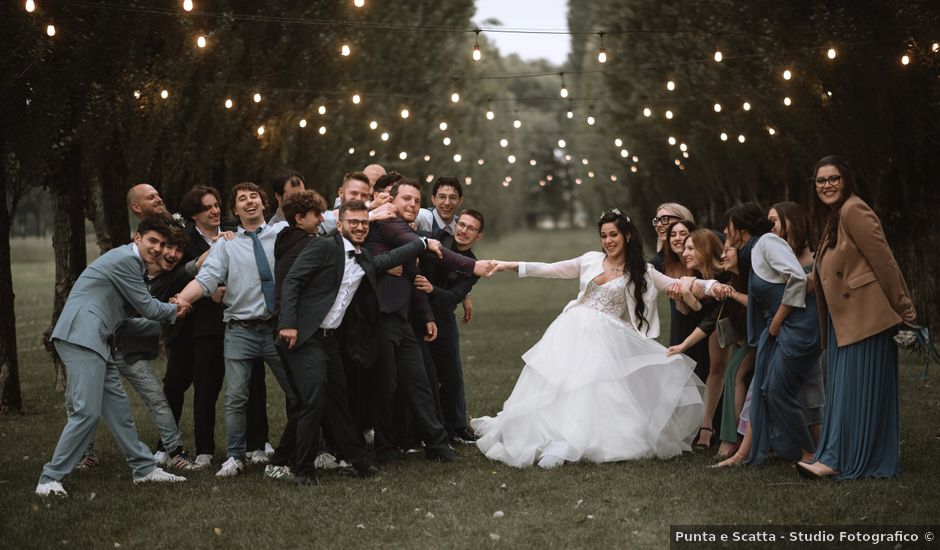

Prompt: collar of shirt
xmin=237 ymin=223 xmax=268 ymax=235
xmin=432 ymin=209 xmax=456 ymax=234
xmin=195 ymin=224 xmax=220 ymax=245
xmin=342 ymin=236 xmax=360 ymax=256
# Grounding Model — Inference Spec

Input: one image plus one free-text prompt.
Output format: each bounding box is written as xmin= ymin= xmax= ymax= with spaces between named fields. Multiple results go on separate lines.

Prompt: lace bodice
xmin=579 ymin=277 xmax=627 ymax=318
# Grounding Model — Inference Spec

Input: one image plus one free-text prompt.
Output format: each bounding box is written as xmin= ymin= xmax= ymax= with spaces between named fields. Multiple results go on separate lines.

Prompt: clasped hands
xmin=168 ymin=295 xmax=193 ymax=318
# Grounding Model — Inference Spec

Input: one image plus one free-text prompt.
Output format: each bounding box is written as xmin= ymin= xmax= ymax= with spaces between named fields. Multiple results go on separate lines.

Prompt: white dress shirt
xmin=320 ymin=237 xmax=367 ymax=329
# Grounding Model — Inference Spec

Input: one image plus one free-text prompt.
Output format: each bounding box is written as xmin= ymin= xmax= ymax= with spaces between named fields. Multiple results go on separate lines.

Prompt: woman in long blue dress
xmin=723 ymin=203 xmax=820 ymax=466
xmin=799 ymin=156 xmax=916 ymax=480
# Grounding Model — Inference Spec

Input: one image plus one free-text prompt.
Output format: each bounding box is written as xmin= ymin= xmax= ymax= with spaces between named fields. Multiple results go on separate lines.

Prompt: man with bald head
xmin=127 ymin=184 xmax=170 ymax=220
xmin=363 ymin=164 xmax=386 ymax=190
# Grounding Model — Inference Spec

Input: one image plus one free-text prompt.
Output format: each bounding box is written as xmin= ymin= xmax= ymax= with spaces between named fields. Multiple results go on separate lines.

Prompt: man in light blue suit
xmin=36 ymin=218 xmax=191 ymax=497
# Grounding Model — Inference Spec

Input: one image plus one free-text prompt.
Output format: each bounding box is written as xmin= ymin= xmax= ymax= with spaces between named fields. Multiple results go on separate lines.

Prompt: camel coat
xmin=813 ymin=195 xmax=914 ymax=348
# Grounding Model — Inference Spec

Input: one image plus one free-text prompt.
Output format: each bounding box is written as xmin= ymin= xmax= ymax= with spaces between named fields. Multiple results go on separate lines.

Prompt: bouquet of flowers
xmin=893 ymin=325 xmax=940 ymax=381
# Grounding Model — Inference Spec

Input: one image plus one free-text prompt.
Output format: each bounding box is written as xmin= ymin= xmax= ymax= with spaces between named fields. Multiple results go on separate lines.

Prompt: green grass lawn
xmin=2 ymin=229 xmax=938 ymax=549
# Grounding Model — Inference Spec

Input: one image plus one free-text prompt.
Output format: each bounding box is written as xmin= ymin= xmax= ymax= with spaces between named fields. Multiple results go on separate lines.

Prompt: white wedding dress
xmin=472 ymin=266 xmax=705 ymax=468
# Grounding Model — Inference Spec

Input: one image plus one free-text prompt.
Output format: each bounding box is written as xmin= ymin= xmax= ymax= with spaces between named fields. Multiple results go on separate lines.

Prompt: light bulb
xmin=767 ymin=127 xmax=776 ymax=136
xmin=586 ymin=116 xmax=595 ymax=125
xmin=380 ymin=132 xmax=389 ymax=141
xmin=901 ymin=54 xmax=910 ymax=65
xmin=632 ymin=155 xmax=638 ymax=163
xmin=183 ymin=0 xmax=193 ymax=11
xmin=559 ymin=85 xmax=568 ymax=98
xmin=614 ymin=138 xmax=623 ymax=147
xmin=442 ymin=137 xmax=451 ymax=146
xmin=472 ymin=44 xmax=482 ymax=62
xmin=352 ymin=93 xmax=361 ymax=104
xmin=424 ymin=155 xmax=431 ymax=161
xmin=465 ymin=177 xmax=472 ymax=185
xmin=513 ymin=119 xmax=522 ymax=129
xmin=679 ymin=143 xmax=687 ymax=152
xmin=932 ymin=43 xmax=939 ymax=53
xmin=597 ymin=48 xmax=607 ymax=63
xmin=257 ymin=125 xmax=265 ymax=136
xmin=720 ymin=132 xmax=728 ymax=141
xmin=743 ymin=101 xmax=751 ymax=111
xmin=439 ymin=121 xmax=448 ymax=131
xmin=318 ymin=126 xmax=326 ymax=135
xmin=630 ymin=166 xmax=638 ymax=173
xmin=133 ymin=90 xmax=141 ymax=99
xmin=369 ymin=120 xmax=377 ymax=130
xmin=318 ymin=105 xmax=326 ymax=115
xmin=499 ymin=138 xmax=508 ymax=148
xmin=713 ymin=103 xmax=722 ymax=112
xmin=486 ymin=109 xmax=494 ymax=120
xmin=666 ymin=80 xmax=675 ymax=91
xmin=341 ymin=43 xmax=351 ymax=56
xmin=25 ymin=0 xmax=35 ymax=13
xmin=529 ymin=159 xmax=537 ymax=166
xmin=682 ymin=152 xmax=689 ymax=159
xmin=827 ymin=48 xmax=836 ymax=60
xmin=477 ymin=159 xmax=485 ymax=165
xmin=667 ymin=136 xmax=677 ymax=146
xmin=453 ymin=154 xmax=462 ymax=163
xmin=46 ymin=24 xmax=55 ymax=36
xmin=253 ymin=93 xmax=262 ymax=103
xmin=400 ymin=108 xmax=409 ymax=119
xmin=714 ymin=50 xmax=723 ymax=62
xmin=160 ymin=89 xmax=169 ymax=99
xmin=783 ymin=96 xmax=792 ymax=106
xmin=354 ymin=0 xmax=365 ymax=7
xmin=620 ymin=149 xmax=628 ymax=158
xmin=348 ymin=147 xmax=356 ymax=154
xmin=588 ymin=171 xmax=594 ymax=178
xmin=369 ymin=150 xmax=375 ymax=157
xmin=299 ymin=119 xmax=307 ymax=128
xmin=610 ymin=175 xmax=617 ymax=182
xmin=566 ymin=110 xmax=573 ymax=119
xmin=451 ymin=92 xmax=460 ymax=103
xmin=399 ymin=152 xmax=407 ymax=160
xmin=643 ymin=107 xmax=652 ymax=117
xmin=224 ymin=98 xmax=232 ymax=108
xmin=558 ymin=139 xmax=566 ymax=148
xmin=508 ymin=155 xmax=516 ymax=164
xmin=782 ymin=69 xmax=792 ymax=80
xmin=197 ymin=35 xmax=206 ymax=48
xmin=665 ymin=110 xmax=674 ymax=120
xmin=738 ymin=134 xmax=746 ymax=143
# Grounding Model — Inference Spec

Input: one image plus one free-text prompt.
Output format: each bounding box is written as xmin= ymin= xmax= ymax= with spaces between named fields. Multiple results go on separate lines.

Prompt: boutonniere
xmin=171 ymin=212 xmax=186 ymax=228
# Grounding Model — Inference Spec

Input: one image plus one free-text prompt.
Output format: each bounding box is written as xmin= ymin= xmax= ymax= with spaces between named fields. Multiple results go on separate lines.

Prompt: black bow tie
xmin=347 ymin=250 xmax=360 ymax=258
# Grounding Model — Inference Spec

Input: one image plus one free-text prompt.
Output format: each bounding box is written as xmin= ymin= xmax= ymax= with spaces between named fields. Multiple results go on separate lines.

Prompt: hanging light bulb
xmin=666 ymin=80 xmax=676 ymax=91
xmin=713 ymin=103 xmax=722 ymax=112
xmin=559 ymin=73 xmax=568 ymax=98
xmin=46 ymin=23 xmax=56 ymax=37
xmin=349 ymin=147 xmax=356 ymax=154
xmin=782 ymin=69 xmax=792 ymax=80
xmin=224 ymin=98 xmax=233 ymax=109
xmin=783 ymin=96 xmax=792 ymax=106
xmin=665 ymin=110 xmax=674 ymax=120
xmin=316 ymin=105 xmax=326 ymax=115
xmin=133 ymin=90 xmax=141 ymax=99
xmin=253 ymin=93 xmax=262 ymax=103
xmin=318 ymin=126 xmax=327 ymax=135
xmin=486 ymin=109 xmax=495 ymax=120
xmin=196 ymin=35 xmax=207 ymax=48
xmin=380 ymin=131 xmax=389 ymax=141
xmin=742 ymin=101 xmax=751 ymax=111
xmin=614 ymin=138 xmax=623 ymax=147
xmin=425 ymin=155 xmax=432 ymax=161
xmin=667 ymin=136 xmax=677 ymax=146
xmin=557 ymin=139 xmax=566 ymax=148
xmin=827 ymin=47 xmax=837 ymax=60
xmin=530 ymin=159 xmax=537 ymax=166
xmin=442 ymin=137 xmax=451 ymax=146
xmin=353 ymin=0 xmax=365 ymax=7
xmin=182 ymin=0 xmax=193 ymax=11
xmin=932 ymin=43 xmax=939 ymax=53
xmin=472 ymin=30 xmax=482 ymax=61
xmin=620 ymin=149 xmax=629 ymax=158
xmin=714 ymin=50 xmax=723 ymax=62
xmin=453 ymin=154 xmax=462 ymax=163
xmin=767 ymin=127 xmax=776 ymax=136
xmin=352 ymin=93 xmax=361 ymax=104
xmin=399 ymin=152 xmax=407 ymax=160
xmin=257 ymin=125 xmax=265 ymax=136
xmin=439 ymin=121 xmax=448 ymax=131
xmin=400 ymin=108 xmax=409 ymax=119
xmin=679 ymin=143 xmax=687 ymax=152
xmin=596 ymin=33 xmax=607 ymax=63
xmin=477 ymin=159 xmax=485 ymax=166
xmin=738 ymin=134 xmax=746 ymax=143
xmin=508 ymin=155 xmax=516 ymax=164
xmin=566 ymin=109 xmax=574 ymax=119
xmin=25 ymin=0 xmax=36 ymax=13
xmin=499 ymin=138 xmax=509 ymax=148
xmin=341 ymin=41 xmax=351 ymax=57
xmin=369 ymin=120 xmax=377 ymax=130
xmin=642 ymin=107 xmax=652 ymax=117
xmin=901 ymin=54 xmax=910 ymax=65
xmin=513 ymin=119 xmax=522 ymax=129
xmin=586 ymin=116 xmax=596 ymax=125
xmin=160 ymin=89 xmax=169 ymax=99
xmin=720 ymin=132 xmax=728 ymax=141
xmin=298 ymin=119 xmax=307 ymax=128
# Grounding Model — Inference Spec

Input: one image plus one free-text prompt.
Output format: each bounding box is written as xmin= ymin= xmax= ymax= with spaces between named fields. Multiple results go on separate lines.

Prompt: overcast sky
xmin=473 ymin=0 xmax=570 ymax=66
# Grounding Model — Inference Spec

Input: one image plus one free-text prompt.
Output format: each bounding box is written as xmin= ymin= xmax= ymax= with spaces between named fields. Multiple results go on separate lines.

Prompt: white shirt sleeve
xmin=194 ymin=239 xmax=228 ymax=296
xmin=519 ymin=255 xmax=583 ymax=279
xmin=415 ymin=208 xmax=433 ymax=234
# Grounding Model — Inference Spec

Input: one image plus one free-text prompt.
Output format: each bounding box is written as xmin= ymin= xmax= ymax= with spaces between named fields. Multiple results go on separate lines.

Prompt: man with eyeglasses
xmin=277 ymin=200 xmax=445 ymax=485
xmin=415 ymin=210 xmax=486 ymax=445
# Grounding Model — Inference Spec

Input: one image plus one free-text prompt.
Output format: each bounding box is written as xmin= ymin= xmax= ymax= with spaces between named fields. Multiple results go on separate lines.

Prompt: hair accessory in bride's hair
xmin=600 ymin=208 xmax=631 ymax=223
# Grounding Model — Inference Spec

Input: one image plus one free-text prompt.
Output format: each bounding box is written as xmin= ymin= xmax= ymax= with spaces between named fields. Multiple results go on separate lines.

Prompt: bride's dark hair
xmin=598 ymin=210 xmax=648 ymax=332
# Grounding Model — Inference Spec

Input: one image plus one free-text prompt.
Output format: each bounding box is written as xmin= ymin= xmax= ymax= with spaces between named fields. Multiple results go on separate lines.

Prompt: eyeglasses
xmin=652 ymin=214 xmax=679 ymax=227
xmin=813 ymin=174 xmax=842 ymax=187
xmin=456 ymin=221 xmax=480 ymax=234
xmin=341 ymin=219 xmax=369 ymax=228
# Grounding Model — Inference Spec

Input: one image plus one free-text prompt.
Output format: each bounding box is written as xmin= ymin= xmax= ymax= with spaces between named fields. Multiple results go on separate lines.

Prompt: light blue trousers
xmin=39 ymin=341 xmax=155 ymax=484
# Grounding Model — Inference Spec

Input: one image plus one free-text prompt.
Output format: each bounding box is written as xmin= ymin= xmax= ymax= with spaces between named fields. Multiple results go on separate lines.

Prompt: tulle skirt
xmin=472 ymin=305 xmax=705 ymax=468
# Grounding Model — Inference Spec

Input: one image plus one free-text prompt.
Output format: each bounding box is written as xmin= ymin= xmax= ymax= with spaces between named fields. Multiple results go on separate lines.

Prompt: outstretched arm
xmin=494 ymin=256 xmax=582 ymax=279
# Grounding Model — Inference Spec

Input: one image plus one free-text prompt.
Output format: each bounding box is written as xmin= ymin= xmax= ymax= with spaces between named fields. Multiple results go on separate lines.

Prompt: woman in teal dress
xmin=799 ymin=156 xmax=916 ymax=480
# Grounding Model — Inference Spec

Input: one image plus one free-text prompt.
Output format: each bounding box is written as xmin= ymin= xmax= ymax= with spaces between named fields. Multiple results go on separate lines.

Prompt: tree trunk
xmin=0 ymin=154 xmax=24 ymax=415
xmin=42 ymin=143 xmax=87 ymax=392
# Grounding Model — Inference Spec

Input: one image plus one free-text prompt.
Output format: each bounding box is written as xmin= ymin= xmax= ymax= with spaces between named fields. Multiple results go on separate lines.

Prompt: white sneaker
xmin=263 ymin=464 xmax=293 ymax=482
xmin=194 ymin=454 xmax=213 ymax=468
xmin=314 ymin=452 xmax=342 ymax=470
xmin=153 ymin=450 xmax=169 ymax=466
xmin=134 ymin=467 xmax=186 ymax=484
xmin=246 ymin=450 xmax=270 ymax=465
xmin=264 ymin=442 xmax=275 ymax=457
xmin=35 ymin=480 xmax=67 ymax=497
xmin=215 ymin=457 xmax=244 ymax=478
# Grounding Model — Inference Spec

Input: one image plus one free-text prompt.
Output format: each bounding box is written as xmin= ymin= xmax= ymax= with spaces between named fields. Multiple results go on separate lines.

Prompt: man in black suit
xmin=364 ymin=178 xmax=496 ymax=464
xmin=415 ymin=210 xmax=486 ymax=445
xmin=277 ymin=200 xmax=443 ymax=485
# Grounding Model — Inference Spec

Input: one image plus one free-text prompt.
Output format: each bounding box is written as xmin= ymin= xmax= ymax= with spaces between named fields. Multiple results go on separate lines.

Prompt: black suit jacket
xmin=364 ymin=218 xmax=476 ymax=324
xmin=421 ymin=235 xmax=479 ymax=321
xmin=278 ymin=234 xmax=427 ymax=349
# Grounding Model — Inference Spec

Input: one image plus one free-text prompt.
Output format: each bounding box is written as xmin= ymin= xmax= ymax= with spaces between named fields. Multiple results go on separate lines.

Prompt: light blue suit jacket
xmin=51 ymin=243 xmax=177 ymax=360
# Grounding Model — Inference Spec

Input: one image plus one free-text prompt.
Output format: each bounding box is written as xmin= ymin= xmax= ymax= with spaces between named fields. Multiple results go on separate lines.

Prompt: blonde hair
xmin=655 ymin=202 xmax=695 ymax=251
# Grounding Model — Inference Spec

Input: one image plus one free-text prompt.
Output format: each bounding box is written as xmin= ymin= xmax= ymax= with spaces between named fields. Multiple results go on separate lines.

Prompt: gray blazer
xmin=51 ymin=243 xmax=177 ymax=360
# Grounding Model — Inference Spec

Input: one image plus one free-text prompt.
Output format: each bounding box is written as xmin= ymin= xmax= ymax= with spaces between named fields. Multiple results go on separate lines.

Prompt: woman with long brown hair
xmin=798 ymin=156 xmax=916 ymax=480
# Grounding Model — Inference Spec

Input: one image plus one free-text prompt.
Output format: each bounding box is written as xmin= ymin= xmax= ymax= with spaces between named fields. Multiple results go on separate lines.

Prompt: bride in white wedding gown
xmin=472 ymin=210 xmax=707 ymax=468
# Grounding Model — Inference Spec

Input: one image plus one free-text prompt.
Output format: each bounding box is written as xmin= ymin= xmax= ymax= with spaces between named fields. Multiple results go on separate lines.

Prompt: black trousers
xmin=372 ymin=313 xmax=449 ymax=455
xmin=428 ymin=314 xmax=468 ymax=434
xmin=159 ymin=329 xmax=195 ymax=452
xmin=282 ymin=332 xmax=367 ymax=477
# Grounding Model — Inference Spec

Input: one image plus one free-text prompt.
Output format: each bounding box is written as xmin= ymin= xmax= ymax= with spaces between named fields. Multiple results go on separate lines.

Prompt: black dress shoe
xmin=425 ymin=446 xmax=460 ymax=463
xmin=293 ymin=474 xmax=320 ymax=487
xmin=345 ymin=464 xmax=381 ymax=478
xmin=375 ymin=450 xmax=403 ymax=465
xmin=451 ymin=429 xmax=479 ymax=445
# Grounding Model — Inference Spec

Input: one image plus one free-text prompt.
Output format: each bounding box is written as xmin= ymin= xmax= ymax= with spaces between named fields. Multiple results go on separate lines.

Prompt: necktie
xmin=347 ymin=250 xmax=358 ymax=258
xmin=246 ymin=227 xmax=276 ymax=313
